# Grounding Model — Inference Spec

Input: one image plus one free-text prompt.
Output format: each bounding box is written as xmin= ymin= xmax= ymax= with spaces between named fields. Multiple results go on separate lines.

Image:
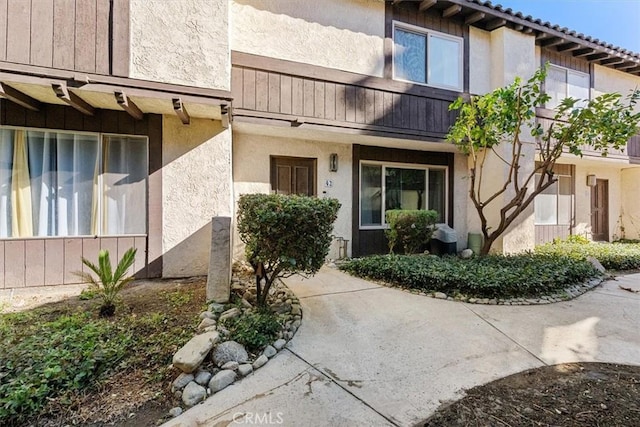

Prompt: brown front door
xmin=270 ymin=156 xmax=316 ymax=196
xmin=591 ymin=179 xmax=609 ymax=241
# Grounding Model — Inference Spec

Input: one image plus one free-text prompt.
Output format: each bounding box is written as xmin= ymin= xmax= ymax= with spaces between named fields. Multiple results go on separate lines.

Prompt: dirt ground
xmin=425 ymin=362 xmax=640 ymax=427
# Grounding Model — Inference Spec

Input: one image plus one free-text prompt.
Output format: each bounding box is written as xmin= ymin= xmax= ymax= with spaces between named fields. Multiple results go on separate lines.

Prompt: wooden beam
xmin=615 ymin=62 xmax=640 ymax=70
xmin=540 ymin=37 xmax=565 ymax=48
xmin=464 ymin=11 xmax=485 ymax=25
xmin=556 ymin=42 xmax=580 ymax=52
xmin=173 ymin=98 xmax=190 ymax=125
xmin=600 ymin=56 xmax=625 ymax=66
xmin=114 ymin=91 xmax=144 ymax=120
xmin=625 ymin=66 xmax=640 ymax=74
xmin=586 ymin=52 xmax=609 ymax=61
xmin=514 ymin=24 xmax=523 ymax=31
xmin=442 ymin=4 xmax=461 ymax=18
xmin=220 ymin=105 xmax=230 ymax=129
xmin=535 ymin=32 xmax=550 ymax=41
xmin=485 ymin=18 xmax=506 ymax=31
xmin=418 ymin=0 xmax=437 ymax=12
xmin=573 ymin=47 xmax=596 ymax=57
xmin=392 ymin=0 xmax=404 ymax=3
xmin=51 ymin=83 xmax=95 ymax=116
xmin=0 ymin=82 xmax=41 ymax=111
xmin=522 ymin=27 xmax=534 ymax=34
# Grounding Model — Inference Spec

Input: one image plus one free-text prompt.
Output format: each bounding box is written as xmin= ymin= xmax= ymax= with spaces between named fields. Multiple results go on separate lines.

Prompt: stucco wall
xmin=593 ymin=65 xmax=640 ymax=114
xmin=162 ymin=116 xmax=233 ymax=277
xmin=469 ymin=26 xmax=492 ymax=95
xmin=453 ymin=153 xmax=469 ymax=249
xmin=621 ymin=168 xmax=640 ymax=239
xmin=130 ymin=0 xmax=230 ymax=90
xmin=233 ymin=131 xmax=352 ymax=261
xmin=230 ymin=0 xmax=385 ymax=77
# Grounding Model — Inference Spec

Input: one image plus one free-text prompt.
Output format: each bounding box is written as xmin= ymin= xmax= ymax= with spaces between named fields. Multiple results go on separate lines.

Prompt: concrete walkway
xmin=165 ymin=268 xmax=640 ymax=427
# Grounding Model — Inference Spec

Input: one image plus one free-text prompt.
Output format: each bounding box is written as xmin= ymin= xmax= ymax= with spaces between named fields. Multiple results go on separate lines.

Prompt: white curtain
xmin=0 ymin=130 xmax=14 ymax=237
xmin=102 ymin=136 xmax=147 ymax=235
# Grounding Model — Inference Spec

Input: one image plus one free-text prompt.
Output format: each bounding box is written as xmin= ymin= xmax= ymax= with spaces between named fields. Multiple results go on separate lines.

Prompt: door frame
xmin=590 ymin=178 xmax=609 ymax=241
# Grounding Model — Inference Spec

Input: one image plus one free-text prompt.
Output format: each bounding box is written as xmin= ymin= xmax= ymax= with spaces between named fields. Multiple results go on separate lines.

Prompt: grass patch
xmin=0 ymin=281 xmax=204 ymax=426
xmin=536 ymin=240 xmax=640 ymax=270
xmin=340 ymin=253 xmax=600 ymax=299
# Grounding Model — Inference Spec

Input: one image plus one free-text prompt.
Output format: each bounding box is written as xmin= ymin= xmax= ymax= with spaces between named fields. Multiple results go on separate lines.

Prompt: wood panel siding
xmin=542 ymin=48 xmax=590 ymax=74
xmin=535 ymin=225 xmax=570 ymax=245
xmin=351 ymin=145 xmax=455 ymax=257
xmin=0 ymin=0 xmax=129 ymax=76
xmin=0 ymin=101 xmax=162 ymax=287
xmin=231 ymin=57 xmax=460 ymax=141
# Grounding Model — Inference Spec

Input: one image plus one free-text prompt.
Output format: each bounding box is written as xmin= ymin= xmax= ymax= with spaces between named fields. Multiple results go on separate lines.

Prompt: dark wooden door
xmin=270 ymin=156 xmax=316 ymax=196
xmin=591 ymin=179 xmax=609 ymax=241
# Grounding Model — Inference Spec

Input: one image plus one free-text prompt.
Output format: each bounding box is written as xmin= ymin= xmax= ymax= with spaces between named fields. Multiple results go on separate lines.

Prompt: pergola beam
xmin=115 ymin=91 xmax=144 ymax=120
xmin=173 ymin=98 xmax=190 ymax=125
xmin=442 ymin=4 xmax=461 ymax=18
xmin=52 ymin=83 xmax=94 ymax=116
xmin=418 ymin=0 xmax=437 ymax=12
xmin=464 ymin=11 xmax=485 ymax=25
xmin=0 ymin=82 xmax=41 ymax=111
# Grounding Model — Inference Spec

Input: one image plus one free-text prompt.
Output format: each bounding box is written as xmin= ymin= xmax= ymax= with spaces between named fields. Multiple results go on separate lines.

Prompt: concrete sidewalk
xmin=164 ymin=268 xmax=640 ymax=427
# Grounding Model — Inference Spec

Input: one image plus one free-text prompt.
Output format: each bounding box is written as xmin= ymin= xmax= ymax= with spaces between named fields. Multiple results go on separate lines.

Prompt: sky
xmin=495 ymin=0 xmax=640 ymax=54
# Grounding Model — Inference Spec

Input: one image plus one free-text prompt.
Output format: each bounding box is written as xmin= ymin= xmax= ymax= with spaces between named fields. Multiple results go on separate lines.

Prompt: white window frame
xmin=359 ymin=160 xmax=449 ymax=230
xmin=534 ymin=172 xmax=573 ymax=226
xmin=0 ymin=125 xmax=149 ymax=238
xmin=392 ymin=21 xmax=464 ymax=91
xmin=545 ymin=64 xmax=590 ymax=109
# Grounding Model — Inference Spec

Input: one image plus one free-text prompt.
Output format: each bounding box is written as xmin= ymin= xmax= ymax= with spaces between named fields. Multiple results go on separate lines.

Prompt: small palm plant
xmin=76 ymin=248 xmax=137 ymax=317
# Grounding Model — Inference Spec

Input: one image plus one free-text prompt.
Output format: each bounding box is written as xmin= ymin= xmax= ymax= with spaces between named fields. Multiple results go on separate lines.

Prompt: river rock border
xmin=167 ymin=275 xmax=302 ymax=417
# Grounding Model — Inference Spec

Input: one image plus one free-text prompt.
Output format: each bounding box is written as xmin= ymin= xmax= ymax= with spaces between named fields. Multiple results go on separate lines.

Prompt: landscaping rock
xmin=263 ymin=345 xmax=277 ymax=358
xmin=197 ymin=318 xmax=216 ymax=331
xmin=587 ymin=256 xmax=606 ymax=273
xmin=273 ymin=339 xmax=286 ymax=350
xmin=241 ymin=298 xmax=252 ymax=308
xmin=169 ymin=407 xmax=183 ymax=417
xmin=172 ymin=373 xmax=194 ymax=392
xmin=182 ymin=381 xmax=206 ymax=406
xmin=219 ymin=307 xmax=241 ymax=322
xmin=195 ymin=370 xmax=212 ymax=386
xmin=291 ymin=305 xmax=301 ymax=316
xmin=208 ymin=370 xmax=237 ymax=393
xmin=199 ymin=311 xmax=216 ymax=320
xmin=238 ymin=364 xmax=253 ymax=377
xmin=270 ymin=302 xmax=292 ymax=314
xmin=212 ymin=341 xmax=249 ymax=366
xmin=173 ymin=331 xmax=220 ymax=373
xmin=253 ymin=355 xmax=268 ymax=369
xmin=221 ymin=361 xmax=239 ymax=371
xmin=460 ymin=248 xmax=473 ymax=259
xmin=209 ymin=302 xmax=225 ymax=314
xmin=434 ymin=292 xmax=447 ymax=299
xmin=291 ymin=319 xmax=301 ymax=330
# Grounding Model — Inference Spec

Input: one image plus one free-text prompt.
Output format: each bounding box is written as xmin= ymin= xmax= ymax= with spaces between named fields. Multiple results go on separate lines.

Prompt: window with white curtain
xmin=546 ymin=65 xmax=590 ymax=109
xmin=0 ymin=128 xmax=148 ymax=238
xmin=393 ymin=22 xmax=463 ymax=91
xmin=534 ymin=173 xmax=573 ymax=225
xmin=360 ymin=162 xmax=447 ymax=228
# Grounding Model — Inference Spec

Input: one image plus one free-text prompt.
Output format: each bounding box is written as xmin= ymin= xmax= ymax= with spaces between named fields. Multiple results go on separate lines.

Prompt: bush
xmin=536 ymin=241 xmax=640 ymax=270
xmin=221 ymin=311 xmax=281 ymax=353
xmin=340 ymin=253 xmax=599 ymax=299
xmin=385 ymin=210 xmax=438 ymax=254
xmin=237 ymin=194 xmax=340 ymax=306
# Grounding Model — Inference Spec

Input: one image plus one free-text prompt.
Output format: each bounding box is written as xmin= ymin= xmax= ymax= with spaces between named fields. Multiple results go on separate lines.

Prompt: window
xmin=546 ymin=65 xmax=590 ymax=109
xmin=360 ymin=162 xmax=447 ymax=228
xmin=393 ymin=22 xmax=463 ymax=90
xmin=534 ymin=173 xmax=572 ymax=225
xmin=0 ymin=128 xmax=148 ymax=238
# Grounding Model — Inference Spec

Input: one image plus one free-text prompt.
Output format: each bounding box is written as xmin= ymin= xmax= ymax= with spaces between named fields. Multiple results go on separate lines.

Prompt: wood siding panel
xmin=255 ymin=71 xmax=269 ymax=111
xmin=111 ymin=0 xmax=130 ymax=76
xmin=335 ymin=84 xmax=346 ymax=121
xmin=281 ymin=75 xmax=292 ymax=115
xmin=82 ymin=237 xmax=101 ymax=272
xmin=63 ymin=238 xmax=83 ymax=284
xmin=535 ymin=225 xmax=570 ymax=245
xmin=314 ymin=81 xmax=325 ymax=118
xmin=0 ymin=0 xmax=6 ymax=61
xmin=134 ymin=236 xmax=147 ymax=278
xmin=5 ymin=240 xmax=25 ymax=288
xmin=324 ymin=82 xmax=335 ymax=120
xmin=6 ymin=0 xmax=30 ymax=63
xmin=52 ymin=0 xmax=75 ymax=70
xmin=242 ymin=69 xmax=256 ymax=110
xmin=44 ymin=239 xmax=64 ymax=286
xmin=542 ymin=48 xmax=590 ymax=74
xmin=268 ymin=72 xmax=280 ymax=113
xmin=118 ymin=237 xmax=135 ymax=276
xmin=0 ymin=241 xmax=3 ymax=288
xmin=303 ymin=79 xmax=314 ymax=117
xmin=25 ymin=240 xmax=45 ymax=287
xmin=75 ymin=0 xmax=97 ymax=72
xmin=30 ymin=0 xmax=54 ymax=67
xmin=94 ymin=0 xmax=110 ymax=74
xmin=291 ymin=77 xmax=303 ymax=115
xmin=230 ymin=66 xmax=243 ymax=108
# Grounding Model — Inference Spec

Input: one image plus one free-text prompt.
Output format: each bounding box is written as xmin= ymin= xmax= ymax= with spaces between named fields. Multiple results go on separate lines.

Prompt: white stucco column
xmin=620 ymin=167 xmax=640 ymax=239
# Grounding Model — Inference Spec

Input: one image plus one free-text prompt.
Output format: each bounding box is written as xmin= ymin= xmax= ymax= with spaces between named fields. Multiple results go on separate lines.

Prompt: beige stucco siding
xmin=593 ymin=65 xmax=640 ymax=114
xmin=162 ymin=116 xmax=233 ymax=277
xmin=130 ymin=0 xmax=230 ymax=90
xmin=621 ymin=168 xmax=640 ymax=239
xmin=230 ymin=0 xmax=385 ymax=77
xmin=233 ymin=131 xmax=352 ymax=260
xmin=469 ymin=26 xmax=491 ymax=95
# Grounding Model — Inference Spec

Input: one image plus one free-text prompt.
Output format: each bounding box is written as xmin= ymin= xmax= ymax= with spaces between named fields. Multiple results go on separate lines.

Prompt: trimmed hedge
xmin=385 ymin=209 xmax=438 ymax=254
xmin=340 ymin=254 xmax=600 ymax=299
xmin=536 ymin=240 xmax=640 ymax=270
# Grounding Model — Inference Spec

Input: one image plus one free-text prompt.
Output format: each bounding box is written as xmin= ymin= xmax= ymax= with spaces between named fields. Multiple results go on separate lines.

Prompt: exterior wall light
xmin=587 ymin=174 xmax=597 ymax=187
xmin=329 ymin=153 xmax=338 ymax=172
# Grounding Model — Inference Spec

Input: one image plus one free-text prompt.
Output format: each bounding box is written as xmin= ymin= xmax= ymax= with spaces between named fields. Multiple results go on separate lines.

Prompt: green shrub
xmin=75 ymin=248 xmax=137 ymax=316
xmin=0 ymin=312 xmax=131 ymax=424
xmin=221 ymin=311 xmax=281 ymax=353
xmin=536 ymin=241 xmax=640 ymax=270
xmin=237 ymin=194 xmax=340 ymax=306
xmin=340 ymin=253 xmax=599 ymax=299
xmin=555 ymin=235 xmax=590 ymax=244
xmin=385 ymin=210 xmax=438 ymax=254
